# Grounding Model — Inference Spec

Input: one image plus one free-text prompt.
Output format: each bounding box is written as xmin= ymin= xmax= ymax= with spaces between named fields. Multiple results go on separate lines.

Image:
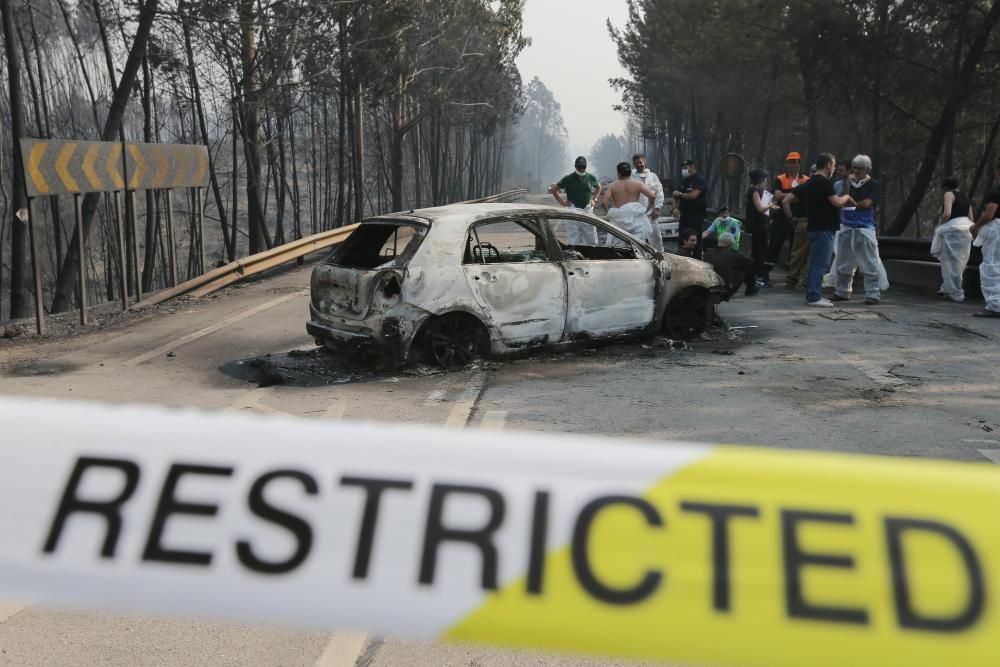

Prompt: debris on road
xmin=921 ymin=319 xmax=991 ymax=339
xmin=820 ymin=310 xmax=858 ymax=321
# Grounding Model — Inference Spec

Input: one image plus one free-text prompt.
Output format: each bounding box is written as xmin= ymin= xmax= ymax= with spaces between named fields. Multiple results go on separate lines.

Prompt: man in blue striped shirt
xmin=831 ymin=155 xmax=883 ymax=305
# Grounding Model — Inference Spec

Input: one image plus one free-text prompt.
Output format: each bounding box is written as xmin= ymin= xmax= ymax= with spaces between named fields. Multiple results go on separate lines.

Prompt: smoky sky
xmin=516 ymin=0 xmax=630 ymax=159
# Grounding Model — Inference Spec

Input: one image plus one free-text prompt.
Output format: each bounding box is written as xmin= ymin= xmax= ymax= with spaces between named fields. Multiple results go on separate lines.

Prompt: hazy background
xmin=516 ymin=0 xmax=630 ymax=160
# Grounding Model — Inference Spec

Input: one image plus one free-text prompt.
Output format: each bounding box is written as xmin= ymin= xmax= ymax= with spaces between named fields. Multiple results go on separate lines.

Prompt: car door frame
xmin=461 ymin=213 xmax=569 ymax=346
xmin=540 ymin=211 xmax=669 ymax=339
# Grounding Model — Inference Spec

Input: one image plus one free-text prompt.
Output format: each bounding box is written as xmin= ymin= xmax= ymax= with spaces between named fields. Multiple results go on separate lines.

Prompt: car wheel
xmin=422 ymin=314 xmax=488 ymax=370
xmin=662 ymin=288 xmax=712 ymax=340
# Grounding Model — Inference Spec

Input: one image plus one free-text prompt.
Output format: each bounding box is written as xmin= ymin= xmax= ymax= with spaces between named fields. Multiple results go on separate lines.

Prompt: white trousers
xmin=931 ymin=217 xmax=973 ymax=301
xmin=835 ymin=227 xmax=884 ymax=300
xmin=606 ymin=203 xmax=649 ymax=248
xmin=563 ymin=205 xmax=598 ymax=245
xmin=974 ymin=220 xmax=1000 ymax=312
xmin=644 ymin=213 xmax=665 ymax=251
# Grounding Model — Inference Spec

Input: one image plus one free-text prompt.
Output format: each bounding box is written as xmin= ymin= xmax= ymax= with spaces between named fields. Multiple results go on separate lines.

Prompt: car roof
xmin=375 ymin=203 xmax=555 ymax=225
xmin=370 ymin=203 xmax=655 ymax=250
xmin=368 ymin=204 xmax=556 ymax=246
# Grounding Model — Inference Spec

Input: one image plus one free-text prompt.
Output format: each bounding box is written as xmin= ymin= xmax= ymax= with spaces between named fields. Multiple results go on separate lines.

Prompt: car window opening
xmin=546 ymin=218 xmax=640 ymax=261
xmin=332 ymin=224 xmax=421 ymax=269
xmin=465 ymin=219 xmax=550 ymax=265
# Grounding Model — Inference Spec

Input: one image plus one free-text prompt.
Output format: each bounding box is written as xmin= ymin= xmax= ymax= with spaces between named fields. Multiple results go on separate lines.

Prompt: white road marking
xmin=480 ymin=410 xmax=508 ymax=431
xmin=121 ymin=291 xmax=307 ymax=366
xmin=423 ymin=375 xmax=454 ymax=406
xmin=444 ymin=370 xmax=487 ymax=429
xmin=837 ymin=352 xmax=908 ymax=387
xmin=314 ymin=631 xmax=368 ymax=667
xmin=965 ymin=438 xmax=999 ymax=444
xmin=227 ymin=388 xmax=281 ymax=415
xmin=0 ymin=601 xmax=29 ymax=623
xmin=322 ymin=402 xmax=346 ymax=420
xmin=423 ymin=388 xmax=448 ymax=404
xmin=978 ymin=449 xmax=1000 ymax=464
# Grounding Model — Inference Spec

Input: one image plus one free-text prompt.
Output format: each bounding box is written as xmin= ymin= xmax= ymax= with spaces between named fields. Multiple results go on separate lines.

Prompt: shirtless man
xmin=601 ymin=162 xmax=657 ymax=246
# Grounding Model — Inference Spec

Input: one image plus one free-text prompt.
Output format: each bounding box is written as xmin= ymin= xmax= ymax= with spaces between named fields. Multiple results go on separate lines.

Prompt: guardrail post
xmin=165 ymin=189 xmax=177 ymax=287
xmin=114 ymin=190 xmax=128 ymax=310
xmin=26 ymin=198 xmax=45 ymax=336
xmin=74 ymin=193 xmax=88 ymax=325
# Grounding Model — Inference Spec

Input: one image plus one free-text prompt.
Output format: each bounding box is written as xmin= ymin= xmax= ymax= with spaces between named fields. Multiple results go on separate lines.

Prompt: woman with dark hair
xmin=744 ymin=168 xmax=772 ymax=294
xmin=931 ymin=177 xmax=974 ymax=302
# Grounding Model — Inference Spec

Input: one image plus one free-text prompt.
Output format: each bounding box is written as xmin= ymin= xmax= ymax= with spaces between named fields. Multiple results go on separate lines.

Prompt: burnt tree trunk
xmin=180 ymin=0 xmax=233 ymax=261
xmin=238 ymin=0 xmax=271 ymax=254
xmin=888 ymin=0 xmax=1000 ymax=236
xmin=141 ymin=55 xmax=158 ymax=291
xmin=50 ymin=0 xmax=160 ymax=313
xmin=2 ymin=0 xmax=30 ymax=318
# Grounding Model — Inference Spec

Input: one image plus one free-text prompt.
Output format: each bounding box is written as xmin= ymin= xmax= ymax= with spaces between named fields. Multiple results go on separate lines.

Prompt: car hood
xmin=664 ymin=254 xmax=726 ymax=288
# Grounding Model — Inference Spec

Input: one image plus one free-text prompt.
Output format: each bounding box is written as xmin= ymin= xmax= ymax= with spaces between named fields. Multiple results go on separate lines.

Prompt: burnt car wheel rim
xmin=427 ymin=317 xmax=482 ymax=369
xmin=663 ymin=291 xmax=709 ymax=340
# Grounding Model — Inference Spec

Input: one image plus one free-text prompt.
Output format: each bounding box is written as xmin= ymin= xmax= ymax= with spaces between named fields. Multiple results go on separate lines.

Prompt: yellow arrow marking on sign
xmin=152 ymin=145 xmax=170 ymax=188
xmin=106 ymin=144 xmax=124 ymax=190
xmin=128 ymin=143 xmax=147 ymax=190
xmin=192 ymin=149 xmax=208 ymax=186
xmin=55 ymin=143 xmax=80 ymax=192
xmin=27 ymin=142 xmax=50 ymax=195
xmin=82 ymin=143 xmax=103 ymax=190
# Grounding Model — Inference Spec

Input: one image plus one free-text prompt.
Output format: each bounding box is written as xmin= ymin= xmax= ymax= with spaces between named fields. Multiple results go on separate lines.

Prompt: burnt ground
xmin=215 ymin=319 xmax=749 ymax=389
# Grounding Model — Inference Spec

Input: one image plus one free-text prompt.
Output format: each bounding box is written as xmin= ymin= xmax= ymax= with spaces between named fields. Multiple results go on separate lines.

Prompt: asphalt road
xmin=1 ymin=207 xmax=999 ymax=665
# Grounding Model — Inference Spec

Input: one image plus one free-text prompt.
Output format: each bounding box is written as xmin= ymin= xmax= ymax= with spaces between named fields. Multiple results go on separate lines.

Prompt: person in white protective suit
xmin=549 ymin=156 xmax=602 ymax=246
xmin=631 ymin=153 xmax=665 ymax=251
xmin=600 ymin=162 xmax=656 ymax=247
xmin=971 ymin=163 xmax=1000 ymax=318
xmin=930 ymin=177 xmax=974 ymax=302
xmin=830 ymin=155 xmax=888 ymax=306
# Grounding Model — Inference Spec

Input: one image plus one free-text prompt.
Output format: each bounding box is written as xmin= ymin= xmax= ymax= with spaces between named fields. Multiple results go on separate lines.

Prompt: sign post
xmin=19 ymin=139 xmax=210 ymax=326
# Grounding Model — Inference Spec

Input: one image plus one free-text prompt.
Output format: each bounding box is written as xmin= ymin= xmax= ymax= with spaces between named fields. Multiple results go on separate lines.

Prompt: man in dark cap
xmin=672 ymin=159 xmax=709 ymax=258
xmin=550 ymin=156 xmax=602 ymax=244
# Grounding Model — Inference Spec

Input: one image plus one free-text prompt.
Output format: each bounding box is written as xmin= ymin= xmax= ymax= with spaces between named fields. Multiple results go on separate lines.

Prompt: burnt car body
xmin=307 ymin=203 xmax=725 ymax=368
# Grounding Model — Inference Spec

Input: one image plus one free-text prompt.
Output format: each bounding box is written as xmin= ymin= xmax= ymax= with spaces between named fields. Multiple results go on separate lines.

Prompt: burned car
xmin=308 ymin=204 xmax=725 ymax=368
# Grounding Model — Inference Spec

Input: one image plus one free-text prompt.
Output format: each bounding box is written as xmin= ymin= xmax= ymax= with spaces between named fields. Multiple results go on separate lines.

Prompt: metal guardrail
xmin=131 ymin=188 xmax=530 ymax=309
xmin=878 ymin=237 xmax=935 ymax=263
xmin=877 ymin=235 xmax=983 ymax=298
xmin=458 ymin=187 xmax=527 ymax=204
xmin=878 ymin=236 xmax=982 ymax=267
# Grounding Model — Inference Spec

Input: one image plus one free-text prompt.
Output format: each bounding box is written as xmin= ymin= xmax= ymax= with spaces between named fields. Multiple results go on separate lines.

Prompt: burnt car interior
xmin=331 ymin=223 xmax=421 ymax=269
xmin=559 ymin=244 xmax=639 ymax=261
xmin=464 ymin=218 xmax=550 ymax=265
xmin=546 ymin=218 xmax=640 ymax=261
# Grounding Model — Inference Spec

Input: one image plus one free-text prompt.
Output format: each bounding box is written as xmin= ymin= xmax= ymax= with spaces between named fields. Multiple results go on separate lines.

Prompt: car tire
xmin=421 ymin=313 xmax=488 ymax=370
xmin=662 ymin=288 xmax=712 ymax=340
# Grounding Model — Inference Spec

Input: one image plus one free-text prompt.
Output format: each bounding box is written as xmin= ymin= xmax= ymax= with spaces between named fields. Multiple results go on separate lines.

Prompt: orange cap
xmin=785 ymin=151 xmax=802 ymax=161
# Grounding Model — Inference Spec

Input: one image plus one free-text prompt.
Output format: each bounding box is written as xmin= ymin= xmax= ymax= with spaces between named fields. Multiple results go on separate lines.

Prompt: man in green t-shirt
xmin=550 ymin=156 xmax=601 ymax=245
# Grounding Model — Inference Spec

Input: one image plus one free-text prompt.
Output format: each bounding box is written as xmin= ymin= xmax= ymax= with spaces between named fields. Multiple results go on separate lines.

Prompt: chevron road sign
xmin=19 ymin=139 xmax=210 ymax=197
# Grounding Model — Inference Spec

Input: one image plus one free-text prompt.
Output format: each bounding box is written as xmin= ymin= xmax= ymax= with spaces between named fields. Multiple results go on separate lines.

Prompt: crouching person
xmin=705 ymin=233 xmax=756 ymax=298
xmin=931 ymin=177 xmax=974 ymax=302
